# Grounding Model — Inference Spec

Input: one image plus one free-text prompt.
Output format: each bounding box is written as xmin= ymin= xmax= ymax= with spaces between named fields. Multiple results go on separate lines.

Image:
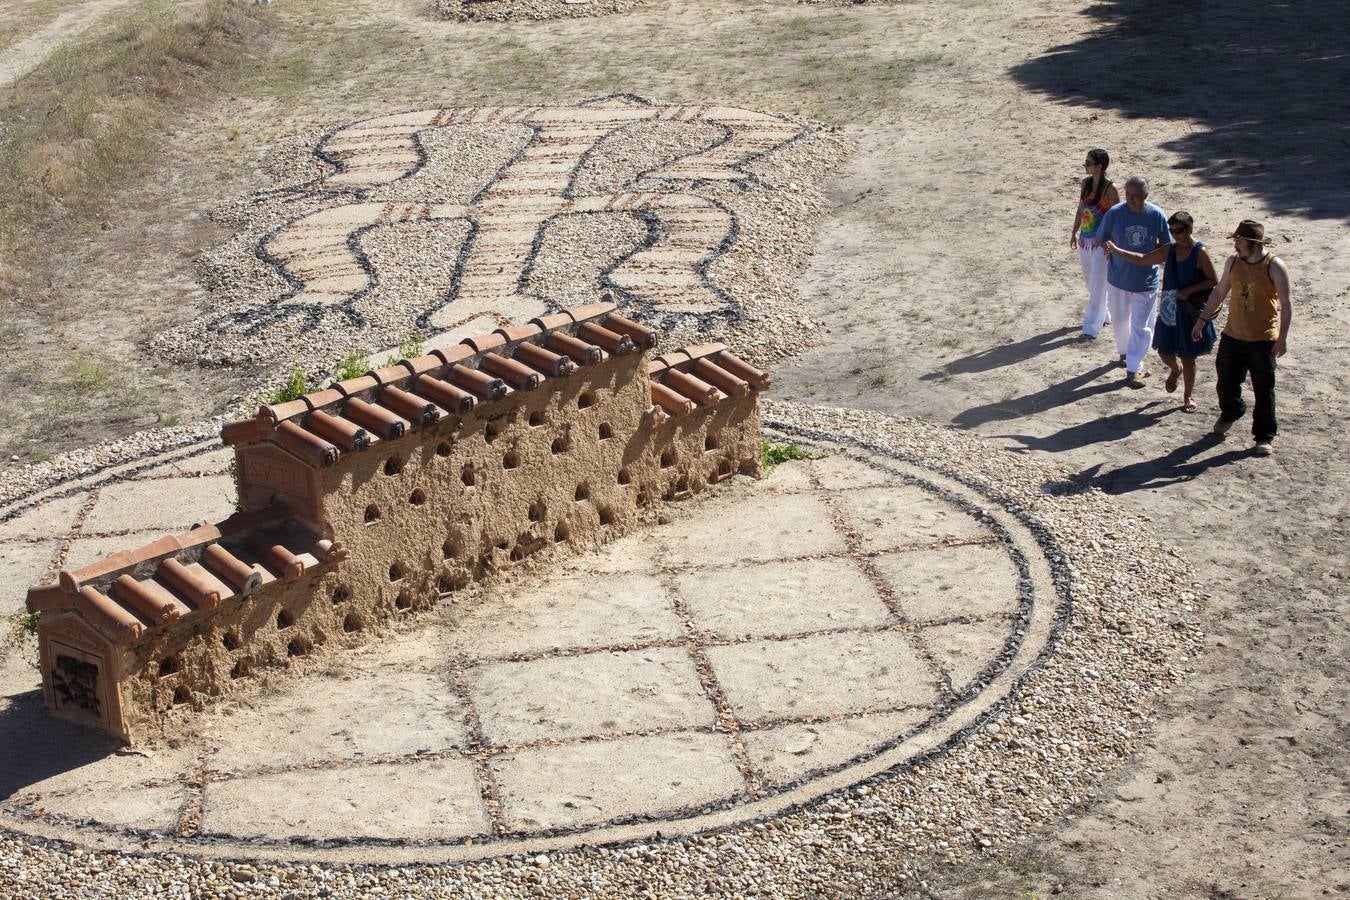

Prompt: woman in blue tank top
xmin=1104 ymin=211 xmax=1217 ymax=412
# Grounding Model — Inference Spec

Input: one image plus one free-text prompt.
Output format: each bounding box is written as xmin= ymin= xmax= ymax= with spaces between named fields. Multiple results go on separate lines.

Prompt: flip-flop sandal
xmin=1182 ymin=398 xmax=1198 ymax=413
xmin=1165 ymin=371 xmax=1180 ymax=393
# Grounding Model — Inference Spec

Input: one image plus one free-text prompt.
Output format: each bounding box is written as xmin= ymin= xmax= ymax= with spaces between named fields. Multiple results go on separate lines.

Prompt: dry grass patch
xmin=0 ymin=0 xmax=268 ymax=292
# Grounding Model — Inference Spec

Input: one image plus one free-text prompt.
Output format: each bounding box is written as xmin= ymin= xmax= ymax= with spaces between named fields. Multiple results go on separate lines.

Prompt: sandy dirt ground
xmin=0 ymin=0 xmax=137 ymax=88
xmin=1 ymin=0 xmax=1346 ymax=896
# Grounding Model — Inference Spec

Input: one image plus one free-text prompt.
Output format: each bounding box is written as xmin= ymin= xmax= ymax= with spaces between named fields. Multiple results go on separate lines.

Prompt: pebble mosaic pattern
xmin=155 ymin=96 xmax=849 ymax=374
xmin=1 ymin=424 xmax=1066 ymax=863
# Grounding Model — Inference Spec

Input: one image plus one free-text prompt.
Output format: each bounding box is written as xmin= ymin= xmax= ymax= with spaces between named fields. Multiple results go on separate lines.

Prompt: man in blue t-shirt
xmin=1099 ymin=176 xmax=1172 ymax=386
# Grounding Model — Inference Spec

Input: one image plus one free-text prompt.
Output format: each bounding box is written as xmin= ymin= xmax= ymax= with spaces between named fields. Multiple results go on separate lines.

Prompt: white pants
xmin=1106 ymin=284 xmax=1159 ymax=374
xmin=1078 ymin=242 xmax=1110 ymax=335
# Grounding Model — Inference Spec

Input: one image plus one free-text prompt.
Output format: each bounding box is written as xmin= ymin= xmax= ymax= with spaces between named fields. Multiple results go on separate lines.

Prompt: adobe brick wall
xmin=26 ymin=302 xmax=768 ymax=742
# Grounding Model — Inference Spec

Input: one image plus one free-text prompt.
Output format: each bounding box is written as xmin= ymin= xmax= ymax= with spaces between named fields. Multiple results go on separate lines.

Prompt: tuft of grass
xmin=0 ymin=0 xmax=268 ymax=289
xmin=266 ymin=367 xmax=310 ymax=405
xmin=383 ymin=334 xmax=425 ymax=367
xmin=334 ymin=348 xmax=371 ymax=383
xmin=761 ymin=441 xmax=824 ymax=472
xmin=0 ymin=611 xmax=40 ymax=670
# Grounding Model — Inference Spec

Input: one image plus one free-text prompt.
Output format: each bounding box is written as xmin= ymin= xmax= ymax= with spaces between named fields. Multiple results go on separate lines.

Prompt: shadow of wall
xmin=1012 ymin=0 xmax=1350 ymax=220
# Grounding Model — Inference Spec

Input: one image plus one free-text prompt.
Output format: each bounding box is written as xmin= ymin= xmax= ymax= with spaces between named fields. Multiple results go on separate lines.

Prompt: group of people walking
xmin=1071 ymin=149 xmax=1293 ymax=457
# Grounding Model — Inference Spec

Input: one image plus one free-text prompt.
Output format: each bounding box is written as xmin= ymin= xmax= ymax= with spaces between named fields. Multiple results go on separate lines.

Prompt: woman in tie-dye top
xmin=1069 ymin=149 xmax=1119 ymax=338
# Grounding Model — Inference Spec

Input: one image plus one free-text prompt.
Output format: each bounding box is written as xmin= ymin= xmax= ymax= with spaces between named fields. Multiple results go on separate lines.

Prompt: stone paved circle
xmin=0 ymin=414 xmax=1069 ymax=864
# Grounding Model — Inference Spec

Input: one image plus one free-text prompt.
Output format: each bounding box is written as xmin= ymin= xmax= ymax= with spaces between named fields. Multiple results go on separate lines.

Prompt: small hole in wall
xmin=288 ymin=636 xmax=312 ymax=657
xmin=384 ymin=456 xmax=403 ymax=476
xmin=395 ymin=591 xmax=413 ymax=611
xmin=485 ymin=422 xmax=503 ymax=443
xmin=554 ymin=521 xmax=571 ymax=543
xmin=503 ymin=450 xmax=520 ymax=470
xmin=409 ymin=488 xmax=427 ymax=506
xmin=364 ymin=504 xmax=381 ymax=523
xmin=230 ymin=658 xmax=253 ymax=679
xmin=311 ymin=628 xmax=326 ymax=646
xmin=528 ymin=500 xmax=546 ymax=522
xmin=462 ymin=463 xmax=476 ymax=486
xmin=495 ymin=539 xmax=510 ymax=551
xmin=222 ymin=630 xmax=242 ymax=651
xmin=276 ymin=609 xmax=294 ymax=630
xmin=442 ymin=538 xmax=459 ymax=560
xmin=617 ymin=468 xmax=631 ymax=485
xmin=331 ymin=584 xmax=351 ymax=604
xmin=717 ymin=458 xmax=734 ymax=478
xmin=598 ymin=422 xmax=614 ymax=440
xmin=509 ymin=545 xmax=526 ymax=562
xmin=598 ymin=506 xmax=615 ymax=526
xmin=675 ymin=475 xmax=691 ymax=494
xmin=158 ymin=655 xmax=181 ymax=678
xmin=575 ymin=483 xmax=591 ymax=502
xmin=172 ymin=686 xmax=193 ymax=706
xmin=705 ymin=433 xmax=719 ymax=452
xmin=660 ymin=449 xmax=676 ymax=469
xmin=389 ymin=563 xmax=405 ymax=582
xmin=343 ymin=614 xmax=362 ymax=633
xmin=437 ymin=573 xmax=456 ymax=593
xmin=551 ymin=437 xmax=567 ymax=455
xmin=529 ymin=410 xmax=546 ymax=427
xmin=435 ymin=441 xmax=453 ymax=457
xmin=578 ymin=392 xmax=596 ymax=409
xmin=636 ymin=490 xmax=651 ymax=507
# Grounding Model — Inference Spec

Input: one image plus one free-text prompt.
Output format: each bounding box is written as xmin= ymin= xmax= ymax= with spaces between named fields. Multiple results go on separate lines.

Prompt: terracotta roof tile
xmin=651 ymin=382 xmax=695 ymax=417
xmin=30 ymin=509 xmax=345 ymax=645
xmin=219 ymin=304 xmax=675 ymax=467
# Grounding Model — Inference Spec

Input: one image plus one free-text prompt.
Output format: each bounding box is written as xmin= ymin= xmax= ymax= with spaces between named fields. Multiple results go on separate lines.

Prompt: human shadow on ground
xmin=953 ymin=361 xmax=1120 ymax=428
xmin=912 ymin=327 xmax=1080 ymax=380
xmin=920 ymin=327 xmax=1080 ymax=381
xmin=0 ymin=688 xmax=118 ymax=799
xmin=995 ymin=399 xmax=1174 ymax=454
xmin=1043 ymin=432 xmax=1252 ymax=495
xmin=1012 ymin=0 xmax=1350 ymax=220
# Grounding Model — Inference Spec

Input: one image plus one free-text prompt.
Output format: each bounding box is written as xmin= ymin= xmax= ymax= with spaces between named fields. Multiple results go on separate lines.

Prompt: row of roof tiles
xmin=27 ymin=507 xmax=347 ymax=646
xmin=222 ymin=302 xmax=768 ymax=467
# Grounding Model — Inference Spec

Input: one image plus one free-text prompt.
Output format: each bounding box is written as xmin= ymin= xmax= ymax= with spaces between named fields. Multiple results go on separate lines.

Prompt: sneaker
xmin=1125 ymin=372 xmax=1147 ymax=389
xmin=1252 ymin=441 xmax=1274 ymax=457
xmin=1117 ymin=354 xmax=1127 ymax=368
xmin=1212 ymin=416 xmax=1234 ymax=436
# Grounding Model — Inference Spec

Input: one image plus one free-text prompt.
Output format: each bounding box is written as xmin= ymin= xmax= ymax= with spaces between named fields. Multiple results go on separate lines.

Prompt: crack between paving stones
xmin=652 ymin=546 xmax=763 ymax=800
xmin=449 ymin=658 xmax=509 ymax=836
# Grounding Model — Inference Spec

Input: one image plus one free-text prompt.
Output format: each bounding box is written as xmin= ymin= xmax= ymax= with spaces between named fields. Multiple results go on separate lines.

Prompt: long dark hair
xmin=1080 ymin=148 xmax=1111 ymax=205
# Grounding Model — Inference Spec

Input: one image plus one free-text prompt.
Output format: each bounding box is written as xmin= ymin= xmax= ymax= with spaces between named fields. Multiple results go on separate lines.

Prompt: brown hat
xmin=1228 ymin=219 xmax=1272 ymax=244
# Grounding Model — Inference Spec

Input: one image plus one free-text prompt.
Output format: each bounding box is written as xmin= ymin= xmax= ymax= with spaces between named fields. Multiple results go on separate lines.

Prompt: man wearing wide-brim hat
xmin=1191 ymin=219 xmax=1292 ymax=457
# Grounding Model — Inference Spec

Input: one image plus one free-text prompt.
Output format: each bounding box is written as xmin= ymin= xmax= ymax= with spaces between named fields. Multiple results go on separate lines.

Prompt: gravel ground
xmin=0 ymin=401 xmax=1201 ymax=897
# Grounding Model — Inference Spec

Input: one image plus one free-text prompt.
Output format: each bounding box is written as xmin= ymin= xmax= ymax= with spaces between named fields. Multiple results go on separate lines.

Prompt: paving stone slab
xmin=0 ymin=540 xmax=57 ymax=616
xmin=492 ymin=731 xmax=744 ymax=831
xmin=676 ymin=556 xmax=891 ymax=639
xmin=808 ymin=455 xmax=895 ymax=491
xmin=871 ymin=542 xmax=1020 ymax=623
xmin=446 ymin=571 xmax=681 ymax=658
xmin=555 ymin=532 xmax=657 ymax=576
xmin=705 ymin=630 xmax=938 ymax=723
xmin=469 ymin=648 xmax=714 ymax=746
xmin=831 ymin=484 xmax=991 ymax=549
xmin=742 ymin=708 xmax=932 ymax=787
xmin=0 ymin=492 xmax=86 ymax=541
xmin=33 ymin=780 xmax=185 ymax=833
xmin=658 ymin=489 xmax=846 ymax=566
xmin=921 ymin=620 xmax=1016 ymax=693
xmin=133 ymin=447 xmax=235 ymax=478
xmin=202 ymin=759 xmax=490 ymax=841
xmin=206 ymin=669 xmax=470 ymax=771
xmin=81 ymin=475 xmax=237 ymax=534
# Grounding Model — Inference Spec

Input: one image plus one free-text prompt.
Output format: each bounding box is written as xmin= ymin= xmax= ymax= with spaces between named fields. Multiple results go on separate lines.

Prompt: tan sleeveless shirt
xmin=1225 ymin=252 xmax=1281 ymax=342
